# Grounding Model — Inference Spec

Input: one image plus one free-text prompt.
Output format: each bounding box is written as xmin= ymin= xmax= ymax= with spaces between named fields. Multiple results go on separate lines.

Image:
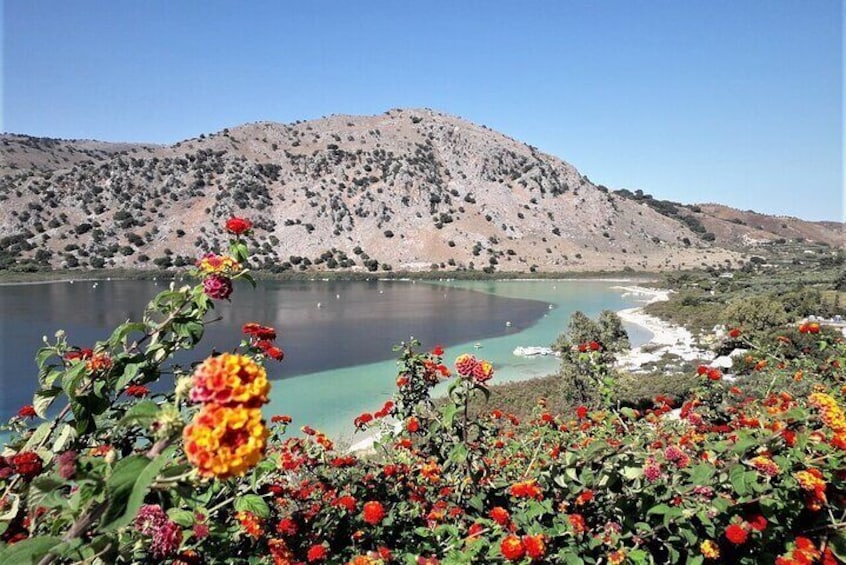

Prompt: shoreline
xmin=611 ymin=285 xmax=709 ymax=371
xmin=347 ymin=285 xmax=701 ymax=453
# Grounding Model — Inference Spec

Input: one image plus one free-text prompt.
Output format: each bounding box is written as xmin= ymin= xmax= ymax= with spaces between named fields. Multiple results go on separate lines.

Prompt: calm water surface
xmin=0 ymin=279 xmax=649 ymax=440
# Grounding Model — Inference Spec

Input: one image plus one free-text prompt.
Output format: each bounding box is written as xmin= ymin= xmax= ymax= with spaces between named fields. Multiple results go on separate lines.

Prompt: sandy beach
xmin=612 ymin=286 xmax=709 ymax=371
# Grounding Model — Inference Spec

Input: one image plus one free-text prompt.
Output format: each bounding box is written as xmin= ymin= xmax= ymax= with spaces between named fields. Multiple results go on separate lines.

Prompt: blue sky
xmin=3 ymin=1 xmax=842 ymax=221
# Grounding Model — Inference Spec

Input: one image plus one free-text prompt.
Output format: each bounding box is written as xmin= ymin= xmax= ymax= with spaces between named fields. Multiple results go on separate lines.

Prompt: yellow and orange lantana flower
xmin=183 ymin=404 xmax=268 ymax=479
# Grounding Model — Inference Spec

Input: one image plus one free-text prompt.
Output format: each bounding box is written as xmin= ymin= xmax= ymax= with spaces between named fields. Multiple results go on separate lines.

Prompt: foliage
xmin=1 ymin=225 xmax=845 ymax=565
xmin=553 ymin=311 xmax=630 ymax=407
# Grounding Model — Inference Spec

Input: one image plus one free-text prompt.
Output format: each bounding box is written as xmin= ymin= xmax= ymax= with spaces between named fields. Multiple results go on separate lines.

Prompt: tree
xmin=553 ymin=310 xmax=630 ymax=407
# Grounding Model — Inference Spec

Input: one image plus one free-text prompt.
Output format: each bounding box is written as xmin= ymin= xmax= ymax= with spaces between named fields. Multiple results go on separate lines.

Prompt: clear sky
xmin=3 ymin=1 xmax=843 ymax=221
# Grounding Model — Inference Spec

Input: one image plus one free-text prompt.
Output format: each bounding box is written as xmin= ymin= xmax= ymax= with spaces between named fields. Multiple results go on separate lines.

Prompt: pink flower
xmin=203 ymin=274 xmax=233 ymax=300
xmin=151 ymin=519 xmax=183 ymax=558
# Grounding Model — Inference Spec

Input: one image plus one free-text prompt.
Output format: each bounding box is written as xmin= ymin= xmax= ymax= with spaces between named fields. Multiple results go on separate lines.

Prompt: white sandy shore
xmin=611 ymin=286 xmax=709 ymax=371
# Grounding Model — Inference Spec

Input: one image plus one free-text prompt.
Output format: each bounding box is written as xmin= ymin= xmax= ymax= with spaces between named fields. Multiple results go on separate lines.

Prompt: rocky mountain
xmin=1 ymin=108 xmax=841 ymax=274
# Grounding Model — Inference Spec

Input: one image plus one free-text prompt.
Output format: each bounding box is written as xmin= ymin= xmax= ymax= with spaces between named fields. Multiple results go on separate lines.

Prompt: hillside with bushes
xmin=2 ymin=109 xmax=841 ymax=276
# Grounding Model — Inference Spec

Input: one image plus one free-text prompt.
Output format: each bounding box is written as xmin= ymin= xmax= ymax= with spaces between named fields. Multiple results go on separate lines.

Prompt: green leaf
xmin=234 ymin=494 xmax=270 ymax=519
xmin=731 ymin=431 xmax=757 ymax=455
xmin=448 ymin=444 xmax=468 ymax=466
xmin=117 ymin=400 xmax=160 ymax=428
xmin=442 ymin=403 xmax=458 ymax=428
xmin=830 ymin=531 xmax=846 ymax=561
xmin=167 ymin=509 xmax=196 ymax=528
xmin=101 ymin=447 xmax=175 ymax=531
xmin=622 ymin=466 xmax=643 ymax=480
xmin=729 ymin=464 xmax=749 ymax=496
xmin=689 ymin=463 xmax=715 ymax=485
xmin=0 ymin=535 xmax=63 ymax=564
xmin=115 ymin=363 xmax=141 ymax=390
xmin=21 ymin=422 xmax=52 ymax=453
xmin=33 ymin=388 xmax=61 ymax=419
xmin=36 ymin=348 xmax=57 ymax=370
xmin=647 ymin=504 xmax=672 ymax=516
xmin=51 ymin=424 xmax=76 ymax=453
xmin=109 ymin=322 xmax=146 ymax=345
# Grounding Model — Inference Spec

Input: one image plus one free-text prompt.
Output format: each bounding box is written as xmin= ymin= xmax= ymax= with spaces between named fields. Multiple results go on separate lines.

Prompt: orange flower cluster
xmin=500 ymin=534 xmax=546 ymax=562
xmin=85 ymin=352 xmax=112 ymax=373
xmin=189 ymin=353 xmax=269 ymax=406
xmin=510 ymin=479 xmax=543 ymax=500
xmin=809 ymin=392 xmax=846 ymax=449
xmin=794 ymin=469 xmax=827 ymax=511
xmin=183 ymin=353 xmax=270 ymax=479
xmin=183 ymin=404 xmax=268 ymax=479
xmin=196 ymin=253 xmax=242 ymax=276
xmin=750 ymin=455 xmax=780 ymax=477
xmin=775 ymin=537 xmax=820 ymax=565
xmin=235 ymin=510 xmax=263 ymax=538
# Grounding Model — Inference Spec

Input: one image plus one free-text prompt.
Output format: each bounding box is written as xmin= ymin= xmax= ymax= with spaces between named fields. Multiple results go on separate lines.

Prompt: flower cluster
xmin=243 ymin=322 xmax=285 ymax=361
xmin=183 ymin=403 xmax=268 ymax=479
xmin=809 ymin=392 xmax=846 ymax=449
xmin=196 ymin=253 xmax=242 ymax=276
xmin=183 ymin=352 xmax=271 ymax=478
xmin=454 ymin=354 xmax=494 ymax=384
xmin=197 ymin=217 xmax=252 ymax=300
xmin=135 ymin=504 xmax=183 ymax=559
xmin=189 ymin=353 xmax=270 ymax=406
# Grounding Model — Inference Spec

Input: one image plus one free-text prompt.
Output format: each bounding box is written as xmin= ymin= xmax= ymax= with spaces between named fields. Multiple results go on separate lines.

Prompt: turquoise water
xmin=0 ymin=279 xmax=650 ymax=444
xmin=266 ymin=280 xmax=651 ymax=442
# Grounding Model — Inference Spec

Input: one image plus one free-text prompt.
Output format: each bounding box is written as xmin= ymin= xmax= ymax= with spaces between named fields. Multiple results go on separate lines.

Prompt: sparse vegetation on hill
xmin=3 ymin=110 xmax=841 ymax=277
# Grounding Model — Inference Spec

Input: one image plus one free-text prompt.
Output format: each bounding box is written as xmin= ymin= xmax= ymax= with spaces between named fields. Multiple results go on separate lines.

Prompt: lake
xmin=0 ymin=278 xmax=650 ymax=440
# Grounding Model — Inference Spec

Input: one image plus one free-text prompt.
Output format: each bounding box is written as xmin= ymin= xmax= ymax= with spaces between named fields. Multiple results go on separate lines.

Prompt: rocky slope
xmin=0 ymin=109 xmax=840 ymax=274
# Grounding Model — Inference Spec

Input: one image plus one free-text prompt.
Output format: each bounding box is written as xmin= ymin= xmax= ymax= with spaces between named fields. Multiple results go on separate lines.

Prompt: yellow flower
xmin=196 ymin=253 xmax=242 ymax=275
xmin=183 ymin=404 xmax=268 ymax=479
xmin=700 ymin=540 xmax=720 ymax=559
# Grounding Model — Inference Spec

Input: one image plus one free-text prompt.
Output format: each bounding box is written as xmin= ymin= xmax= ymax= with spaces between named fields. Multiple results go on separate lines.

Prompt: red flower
xmin=354 ymin=413 xmax=374 ymax=429
xmin=725 ymin=523 xmax=748 ymax=545
xmin=276 ymin=518 xmax=298 ymax=536
xmin=577 ymin=343 xmax=588 ymax=353
xmin=125 ymin=385 xmax=150 ymax=398
xmin=588 ymin=341 xmax=601 ymax=351
xmin=576 ymin=406 xmax=588 ymax=419
xmin=432 ymin=345 xmax=444 ymax=356
xmin=728 ymin=328 xmax=742 ymax=338
xmin=489 ymin=506 xmax=510 ymax=526
xmin=226 ymin=216 xmax=252 ymax=235
xmin=332 ymin=495 xmax=357 ymax=513
xmin=406 ymin=417 xmax=420 ymax=433
xmin=203 ymin=274 xmax=233 ymax=300
xmin=307 ymin=544 xmax=328 ymax=562
xmin=747 ymin=514 xmax=768 ymax=532
xmin=575 ymin=490 xmax=594 ymax=506
xmin=56 ymin=450 xmax=77 ymax=480
xmin=523 ymin=534 xmax=546 ymax=560
xmin=256 ymin=340 xmax=285 ymax=361
xmin=243 ymin=323 xmax=277 ymax=341
xmin=697 ymin=365 xmax=708 ymax=375
xmin=500 ymin=534 xmax=526 ymax=561
xmin=11 ymin=452 xmax=43 ymax=481
xmin=362 ymin=501 xmax=385 ymax=525
xmin=16 ymin=405 xmax=37 ymax=419
xmin=706 ymin=368 xmax=722 ymax=381
xmin=568 ymin=513 xmax=587 ymax=535
xmin=510 ymin=479 xmax=543 ymax=500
